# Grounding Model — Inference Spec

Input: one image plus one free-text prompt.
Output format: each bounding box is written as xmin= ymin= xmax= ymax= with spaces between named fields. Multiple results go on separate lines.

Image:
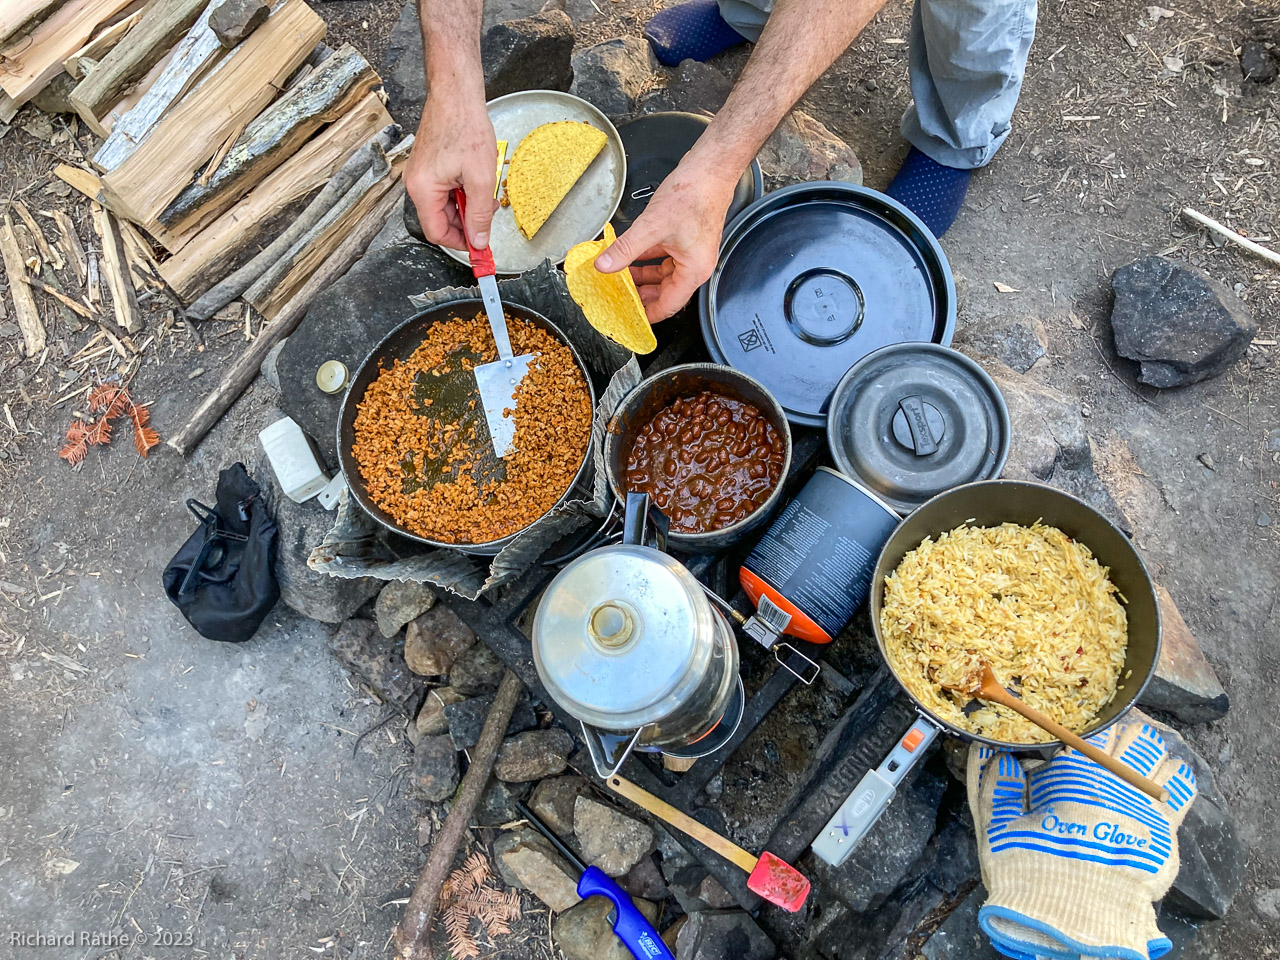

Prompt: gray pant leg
xmin=718 ymin=0 xmax=771 ymax=43
xmin=901 ymin=0 xmax=1038 ymax=169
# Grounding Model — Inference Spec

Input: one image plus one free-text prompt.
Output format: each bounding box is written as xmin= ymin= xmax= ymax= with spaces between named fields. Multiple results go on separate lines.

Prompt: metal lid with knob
xmin=531 ymin=543 xmax=718 ymax=731
xmin=826 ymin=343 xmax=1011 ymax=514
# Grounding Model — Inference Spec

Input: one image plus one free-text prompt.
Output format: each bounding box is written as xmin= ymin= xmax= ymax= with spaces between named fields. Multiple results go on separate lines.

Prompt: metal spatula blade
xmin=454 ymin=188 xmax=533 ymax=458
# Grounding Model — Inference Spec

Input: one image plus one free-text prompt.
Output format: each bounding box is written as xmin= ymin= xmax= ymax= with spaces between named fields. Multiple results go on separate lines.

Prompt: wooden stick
xmin=22 ymin=275 xmax=95 ymax=317
xmin=46 ymin=209 xmax=88 ymax=285
xmin=54 ymin=163 xmax=104 ymax=203
xmin=13 ymin=201 xmax=63 ymax=271
xmin=63 ymin=9 xmax=141 ymax=79
xmin=1182 ymin=207 xmax=1280 ymax=268
xmin=166 ymin=182 xmax=403 ymax=455
xmin=185 ymin=123 xmax=396 ymax=319
xmin=86 ymin=250 xmax=102 ymax=309
xmin=158 ymin=42 xmax=377 ymax=236
xmin=395 ymin=670 xmax=524 ymax=960
xmin=0 ymin=0 xmax=137 ymax=106
xmin=0 ymin=214 xmax=47 ymax=357
xmin=92 ymin=1 xmax=223 ymax=168
xmin=91 ymin=202 xmax=141 ymax=334
xmin=100 ymin=0 xmax=326 ymax=224
xmin=70 ymin=0 xmax=205 ymax=131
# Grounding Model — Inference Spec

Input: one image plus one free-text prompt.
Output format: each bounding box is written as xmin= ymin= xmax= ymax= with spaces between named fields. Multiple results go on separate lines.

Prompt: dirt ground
xmin=1 ymin=0 xmax=1278 ymax=957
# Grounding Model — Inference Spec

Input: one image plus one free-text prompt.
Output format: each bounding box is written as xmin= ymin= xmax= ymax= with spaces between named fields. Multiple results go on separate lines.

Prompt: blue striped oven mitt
xmin=967 ymin=722 xmax=1198 ymax=960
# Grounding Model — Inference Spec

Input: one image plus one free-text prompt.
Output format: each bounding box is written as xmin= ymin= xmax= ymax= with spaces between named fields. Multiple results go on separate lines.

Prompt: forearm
xmin=418 ymin=0 xmax=485 ymax=104
xmin=686 ymin=0 xmax=887 ymax=181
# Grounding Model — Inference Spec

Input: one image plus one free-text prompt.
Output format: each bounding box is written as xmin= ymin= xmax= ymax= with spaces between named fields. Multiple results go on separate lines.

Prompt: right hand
xmin=405 ymin=92 xmax=498 ymax=251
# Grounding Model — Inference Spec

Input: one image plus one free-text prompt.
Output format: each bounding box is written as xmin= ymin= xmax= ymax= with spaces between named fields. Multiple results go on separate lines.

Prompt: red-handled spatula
xmin=453 ymin=187 xmax=533 ymax=458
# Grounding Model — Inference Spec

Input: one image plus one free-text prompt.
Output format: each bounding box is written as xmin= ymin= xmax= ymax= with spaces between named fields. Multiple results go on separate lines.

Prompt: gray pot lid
xmin=827 ymin=343 xmax=1011 ymax=513
xmin=531 ymin=544 xmax=716 ymax=730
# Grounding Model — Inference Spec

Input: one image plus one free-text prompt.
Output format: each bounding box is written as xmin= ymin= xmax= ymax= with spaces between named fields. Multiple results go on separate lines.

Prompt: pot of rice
xmin=870 ymin=479 xmax=1160 ymax=750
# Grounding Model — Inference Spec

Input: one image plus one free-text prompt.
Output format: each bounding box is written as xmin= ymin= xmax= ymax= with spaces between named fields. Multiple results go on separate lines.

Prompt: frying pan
xmin=337 ymin=299 xmax=597 ymax=556
xmin=811 ymin=479 xmax=1161 ymax=866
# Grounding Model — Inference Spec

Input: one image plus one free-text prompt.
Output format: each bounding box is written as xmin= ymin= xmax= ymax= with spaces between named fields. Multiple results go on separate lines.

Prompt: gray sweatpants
xmin=718 ymin=0 xmax=1037 ymax=170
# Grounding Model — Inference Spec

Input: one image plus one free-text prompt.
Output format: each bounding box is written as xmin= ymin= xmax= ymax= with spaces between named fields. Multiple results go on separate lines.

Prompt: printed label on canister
xmin=742 ymin=468 xmax=900 ymax=640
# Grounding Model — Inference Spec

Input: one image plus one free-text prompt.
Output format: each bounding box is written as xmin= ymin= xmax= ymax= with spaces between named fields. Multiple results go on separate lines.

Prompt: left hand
xmin=593 ymin=160 xmax=739 ymax=323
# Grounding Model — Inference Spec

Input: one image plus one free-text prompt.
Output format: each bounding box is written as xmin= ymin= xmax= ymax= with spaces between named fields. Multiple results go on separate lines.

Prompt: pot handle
xmin=810 ymin=716 xmax=941 ymax=866
xmin=582 ymin=722 xmax=647 ymax=779
xmin=622 ymin=491 xmax=668 ymax=550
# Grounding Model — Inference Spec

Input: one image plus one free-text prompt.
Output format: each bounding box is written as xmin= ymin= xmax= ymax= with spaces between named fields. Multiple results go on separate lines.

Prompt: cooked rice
xmin=880 ymin=522 xmax=1128 ymax=744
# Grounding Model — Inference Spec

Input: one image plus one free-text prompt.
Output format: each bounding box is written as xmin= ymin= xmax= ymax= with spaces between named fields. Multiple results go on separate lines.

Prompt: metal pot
xmin=337 ymin=299 xmax=596 ymax=556
xmin=811 ymin=480 xmax=1161 ymax=866
xmin=532 ymin=493 xmax=744 ymax=777
xmin=604 ymin=363 xmax=792 ymax=552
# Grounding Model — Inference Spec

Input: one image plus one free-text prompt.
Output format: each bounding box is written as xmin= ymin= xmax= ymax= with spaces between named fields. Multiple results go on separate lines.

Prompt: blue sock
xmin=886 ymin=147 xmax=972 ymax=238
xmin=644 ymin=0 xmax=748 ymax=67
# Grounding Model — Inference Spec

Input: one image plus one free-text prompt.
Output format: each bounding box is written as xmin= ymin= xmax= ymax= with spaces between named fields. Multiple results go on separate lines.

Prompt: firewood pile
xmin=0 ymin=0 xmax=411 ymax=453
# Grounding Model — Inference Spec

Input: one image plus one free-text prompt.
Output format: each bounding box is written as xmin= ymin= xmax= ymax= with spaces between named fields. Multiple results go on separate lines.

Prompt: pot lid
xmin=612 ymin=112 xmax=762 ymax=234
xmin=827 ymin=343 xmax=1011 ymax=514
xmin=532 ymin=543 xmax=715 ymax=730
xmin=699 ymin=183 xmax=956 ymax=427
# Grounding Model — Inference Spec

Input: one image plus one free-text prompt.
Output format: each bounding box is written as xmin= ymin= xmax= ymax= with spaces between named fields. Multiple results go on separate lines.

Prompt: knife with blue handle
xmin=517 ymin=802 xmax=675 ymax=960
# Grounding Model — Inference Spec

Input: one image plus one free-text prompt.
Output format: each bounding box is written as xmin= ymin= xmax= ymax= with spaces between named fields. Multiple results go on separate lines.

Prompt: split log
xmin=69 ymin=0 xmax=205 ymax=130
xmin=396 ymin=670 xmax=525 ymax=960
xmin=185 ymin=119 xmax=397 ymax=317
xmin=13 ymin=201 xmax=63 ymax=271
xmin=0 ymin=0 xmax=71 ymax=47
xmin=157 ymin=43 xmax=378 ymax=238
xmin=49 ymin=209 xmax=88 ymax=285
xmin=166 ymin=181 xmax=403 ymax=455
xmin=92 ymin=1 xmax=223 ymax=169
xmin=247 ymin=138 xmax=408 ymax=319
xmin=63 ymin=9 xmax=141 ymax=79
xmin=162 ymin=95 xmax=393 ymax=300
xmin=0 ymin=92 xmax=19 ymax=123
xmin=54 ymin=163 xmax=104 ymax=203
xmin=100 ymin=0 xmax=326 ymax=224
xmin=0 ymin=0 xmax=137 ymax=106
xmin=86 ymin=251 xmax=103 ymax=308
xmin=96 ymin=43 xmax=173 ymax=135
xmin=0 ymin=214 xmax=47 ymax=356
xmin=91 ymin=203 xmax=142 ymax=334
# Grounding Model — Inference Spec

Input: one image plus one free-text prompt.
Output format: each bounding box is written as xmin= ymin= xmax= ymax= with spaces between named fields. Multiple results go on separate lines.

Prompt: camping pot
xmin=810 ymin=480 xmax=1161 ymax=867
xmin=532 ymin=493 xmax=744 ymax=777
xmin=604 ymin=363 xmax=792 ymax=552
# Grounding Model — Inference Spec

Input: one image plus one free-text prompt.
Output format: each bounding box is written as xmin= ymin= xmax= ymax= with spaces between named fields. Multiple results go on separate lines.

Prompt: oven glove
xmin=968 ymin=722 xmax=1198 ymax=960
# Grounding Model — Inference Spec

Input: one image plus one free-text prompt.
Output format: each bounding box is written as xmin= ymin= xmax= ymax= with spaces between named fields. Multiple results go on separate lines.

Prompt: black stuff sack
xmin=163 ymin=463 xmax=279 ymax=643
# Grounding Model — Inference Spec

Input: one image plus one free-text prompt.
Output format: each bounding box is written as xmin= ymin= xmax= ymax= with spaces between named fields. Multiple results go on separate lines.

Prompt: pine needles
xmin=438 ymin=853 xmax=521 ymax=959
xmin=59 ymin=381 xmax=160 ymax=465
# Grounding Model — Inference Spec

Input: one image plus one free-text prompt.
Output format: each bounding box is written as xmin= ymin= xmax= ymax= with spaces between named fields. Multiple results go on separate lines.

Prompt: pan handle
xmin=810 ymin=716 xmax=941 ymax=867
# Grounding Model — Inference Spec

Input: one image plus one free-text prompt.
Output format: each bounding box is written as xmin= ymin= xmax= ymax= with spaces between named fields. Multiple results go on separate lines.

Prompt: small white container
xmin=259 ymin=417 xmax=328 ymax=503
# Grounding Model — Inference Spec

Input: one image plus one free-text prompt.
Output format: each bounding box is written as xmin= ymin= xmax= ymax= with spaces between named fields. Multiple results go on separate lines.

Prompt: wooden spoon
xmin=946 ymin=664 xmax=1168 ymax=803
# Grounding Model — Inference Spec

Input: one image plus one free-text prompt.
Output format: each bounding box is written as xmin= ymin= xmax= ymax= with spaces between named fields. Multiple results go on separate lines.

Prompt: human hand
xmin=405 ymin=90 xmax=499 ymax=251
xmin=593 ymin=160 xmax=739 ymax=322
xmin=968 ymin=722 xmax=1198 ymax=960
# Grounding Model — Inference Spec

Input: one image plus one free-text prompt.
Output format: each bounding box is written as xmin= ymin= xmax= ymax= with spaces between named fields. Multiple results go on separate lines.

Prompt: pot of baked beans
xmin=603 ymin=363 xmax=792 ymax=551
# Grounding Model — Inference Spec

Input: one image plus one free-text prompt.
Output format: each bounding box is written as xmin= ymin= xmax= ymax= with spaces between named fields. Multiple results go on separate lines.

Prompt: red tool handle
xmin=452 ymin=188 xmax=495 ymax=278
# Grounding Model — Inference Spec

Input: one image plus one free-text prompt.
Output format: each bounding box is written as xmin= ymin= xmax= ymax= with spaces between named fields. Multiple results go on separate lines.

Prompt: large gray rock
xmin=209 ymin=0 xmax=268 ymax=48
xmin=554 ymin=895 xmax=659 ymax=960
xmin=404 ymin=605 xmax=476 ymax=676
xmin=374 ymin=580 xmax=436 ymax=637
xmin=495 ymin=728 xmax=574 ymax=782
xmin=327 ymin=619 xmax=419 ymax=706
xmin=474 ymin=776 xmax=531 ymax=826
xmin=275 ymin=239 xmax=471 ymax=466
xmin=1241 ymin=39 xmax=1278 ymax=84
xmin=808 ymin=762 xmax=947 ymax=912
xmin=1139 ymin=583 xmax=1229 ymax=723
xmin=964 ymin=317 xmax=1048 ymax=374
xmin=640 ymin=58 xmax=731 ymax=116
xmin=448 ymin=642 xmax=505 ymax=694
xmin=574 ymin=795 xmax=654 ymax=877
xmin=757 ymin=110 xmax=862 ymax=189
xmin=383 ymin=0 xmax=426 ymax=128
xmin=1110 ymin=256 xmax=1256 ymax=387
xmin=620 ymin=854 xmax=668 ymax=901
xmin=674 ymin=910 xmax=776 ymax=960
xmin=416 ymin=686 xmax=465 ymax=737
xmin=920 ymin=886 xmax=1001 ymax=960
xmin=528 ymin=775 xmax=590 ymax=838
xmin=30 ymin=71 xmax=76 ymax=114
xmin=482 ymin=11 xmax=574 ymax=100
xmin=444 ymin=693 xmax=536 ymax=749
xmin=410 ymin=734 xmax=459 ymax=801
xmin=499 ymin=835 xmax=581 ymax=911
xmin=569 ymin=37 xmax=658 ymax=119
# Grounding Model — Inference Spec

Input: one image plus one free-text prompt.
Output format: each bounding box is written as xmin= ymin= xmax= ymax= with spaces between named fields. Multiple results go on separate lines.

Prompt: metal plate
xmin=440 ymin=90 xmax=626 ymax=275
xmin=700 ymin=183 xmax=956 ymax=428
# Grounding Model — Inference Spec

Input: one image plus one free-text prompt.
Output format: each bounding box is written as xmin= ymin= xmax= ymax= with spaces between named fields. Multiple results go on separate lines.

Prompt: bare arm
xmin=599 ymin=0 xmax=888 ymax=320
xmin=404 ymin=0 xmax=497 ymax=250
